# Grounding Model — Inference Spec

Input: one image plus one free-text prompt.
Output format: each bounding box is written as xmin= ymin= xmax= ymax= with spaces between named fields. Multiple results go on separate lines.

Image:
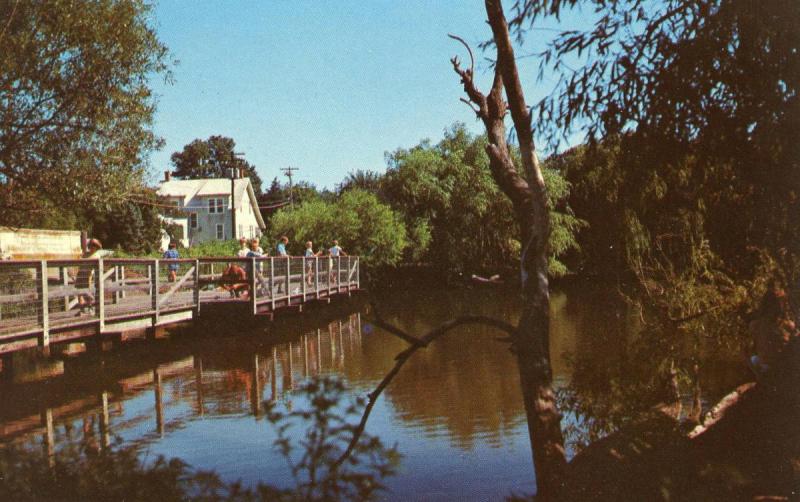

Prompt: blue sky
xmin=148 ymin=1 xmax=587 ymax=189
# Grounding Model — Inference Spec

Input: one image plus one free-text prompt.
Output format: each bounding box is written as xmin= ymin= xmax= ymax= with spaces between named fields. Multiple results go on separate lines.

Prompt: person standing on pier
xmin=246 ymin=238 xmax=265 ymax=297
xmin=275 ymin=236 xmax=289 ymax=294
xmin=328 ymin=240 xmax=346 ymax=285
xmin=237 ymin=237 xmax=250 ymax=258
xmin=304 ymin=241 xmax=322 ymax=286
xmin=162 ymin=242 xmax=179 ymax=282
xmin=276 ymin=236 xmax=289 ymax=257
xmin=328 ymin=240 xmax=346 ymax=257
xmin=75 ymin=239 xmax=102 ymax=315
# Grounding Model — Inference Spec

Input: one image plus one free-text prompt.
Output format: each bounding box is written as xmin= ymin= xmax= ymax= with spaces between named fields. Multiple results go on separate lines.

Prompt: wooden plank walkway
xmin=0 ymin=256 xmax=361 ymax=353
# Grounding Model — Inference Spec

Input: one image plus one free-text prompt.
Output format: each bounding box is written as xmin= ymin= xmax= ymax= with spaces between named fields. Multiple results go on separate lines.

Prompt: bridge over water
xmin=0 ymin=256 xmax=361 ymax=354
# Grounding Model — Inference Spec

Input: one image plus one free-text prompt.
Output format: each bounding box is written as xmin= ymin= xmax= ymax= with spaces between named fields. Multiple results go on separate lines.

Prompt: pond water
xmin=0 ymin=282 xmax=749 ymax=500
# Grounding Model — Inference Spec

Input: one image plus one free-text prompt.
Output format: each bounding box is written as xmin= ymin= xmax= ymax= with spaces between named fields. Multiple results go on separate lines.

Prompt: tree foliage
xmin=170 ymin=135 xmax=263 ymax=196
xmin=87 ymin=196 xmax=163 ymax=254
xmin=337 ymin=170 xmax=384 ymax=195
xmin=0 ymin=0 xmax=170 ymax=223
xmin=383 ymin=123 xmax=584 ymax=276
xmin=269 ymin=189 xmax=408 ymax=267
xmin=507 ymin=0 xmax=799 ymax=346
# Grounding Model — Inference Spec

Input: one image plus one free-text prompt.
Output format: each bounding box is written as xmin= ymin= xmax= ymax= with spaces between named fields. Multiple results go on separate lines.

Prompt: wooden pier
xmin=0 ymin=256 xmax=361 ymax=354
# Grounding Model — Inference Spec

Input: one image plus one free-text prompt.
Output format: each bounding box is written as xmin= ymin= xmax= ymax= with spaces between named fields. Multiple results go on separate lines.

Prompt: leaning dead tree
xmin=450 ymin=0 xmax=566 ymax=497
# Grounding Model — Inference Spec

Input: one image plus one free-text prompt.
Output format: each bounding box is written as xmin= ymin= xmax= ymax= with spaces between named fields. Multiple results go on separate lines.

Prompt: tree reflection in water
xmin=264 ymin=377 xmax=400 ymax=501
xmin=0 ymin=376 xmax=399 ymax=502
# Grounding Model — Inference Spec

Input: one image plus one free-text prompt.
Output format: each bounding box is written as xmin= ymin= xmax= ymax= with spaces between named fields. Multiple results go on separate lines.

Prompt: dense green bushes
xmin=269 ymin=190 xmax=407 ymax=267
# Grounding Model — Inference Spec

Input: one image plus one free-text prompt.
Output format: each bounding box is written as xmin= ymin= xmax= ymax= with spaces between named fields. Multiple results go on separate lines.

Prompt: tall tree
xmin=337 ymin=169 xmax=384 ymax=195
xmin=170 ymin=135 xmax=263 ymax=196
xmin=511 ymin=0 xmax=799 ymax=270
xmin=0 ymin=0 xmax=170 ymax=225
xmin=450 ymin=1 xmax=567 ymax=496
xmin=382 ymin=123 xmax=584 ymax=276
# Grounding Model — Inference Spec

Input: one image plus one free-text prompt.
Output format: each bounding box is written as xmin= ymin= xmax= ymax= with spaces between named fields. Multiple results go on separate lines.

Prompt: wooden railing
xmin=0 ymin=256 xmax=360 ymax=351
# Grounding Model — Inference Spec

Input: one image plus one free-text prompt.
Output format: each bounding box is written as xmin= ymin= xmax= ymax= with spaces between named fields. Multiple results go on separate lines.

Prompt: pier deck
xmin=0 ymin=256 xmax=361 ymax=353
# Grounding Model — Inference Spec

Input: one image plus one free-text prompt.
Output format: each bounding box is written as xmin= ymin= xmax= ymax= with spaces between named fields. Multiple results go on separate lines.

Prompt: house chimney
xmin=164 ymin=171 xmax=172 ymax=182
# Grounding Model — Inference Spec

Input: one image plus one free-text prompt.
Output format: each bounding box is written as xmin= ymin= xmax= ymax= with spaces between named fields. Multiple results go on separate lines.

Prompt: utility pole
xmin=231 ymin=152 xmax=245 ymax=240
xmin=281 ymin=166 xmax=299 ymax=210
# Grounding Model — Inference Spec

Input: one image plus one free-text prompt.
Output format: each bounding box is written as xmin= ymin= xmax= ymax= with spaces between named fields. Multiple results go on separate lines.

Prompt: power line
xmin=126 ymin=195 xmax=291 ymax=211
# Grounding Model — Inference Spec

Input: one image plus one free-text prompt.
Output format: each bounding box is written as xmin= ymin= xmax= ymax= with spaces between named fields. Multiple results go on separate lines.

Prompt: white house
xmin=157 ymin=174 xmax=266 ymax=246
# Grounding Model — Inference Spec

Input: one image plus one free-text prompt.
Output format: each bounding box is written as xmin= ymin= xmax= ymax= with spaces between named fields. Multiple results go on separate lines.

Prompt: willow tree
xmin=0 ymin=0 xmax=170 ymax=225
xmin=449 ymin=0 xmax=567 ymax=496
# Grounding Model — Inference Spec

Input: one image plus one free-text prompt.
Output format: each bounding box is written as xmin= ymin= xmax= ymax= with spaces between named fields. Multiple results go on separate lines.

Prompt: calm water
xmin=0 ymin=282 xmax=748 ymax=500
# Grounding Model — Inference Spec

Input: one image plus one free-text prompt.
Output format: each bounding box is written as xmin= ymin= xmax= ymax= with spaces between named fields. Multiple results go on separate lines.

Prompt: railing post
xmin=250 ymin=257 xmax=257 ymax=314
xmin=151 ymin=259 xmax=159 ymax=325
xmin=337 ymin=256 xmax=341 ymax=291
xmin=285 ymin=256 xmax=290 ymax=299
xmin=111 ymin=266 xmax=118 ymax=305
xmin=328 ymin=257 xmax=333 ymax=296
xmin=302 ymin=258 xmax=307 ymax=298
xmin=119 ymin=265 xmax=126 ymax=299
xmin=37 ymin=261 xmax=50 ymax=352
xmin=356 ymin=257 xmax=360 ymax=289
xmin=96 ymin=259 xmax=105 ymax=331
xmin=193 ymin=259 xmax=201 ymax=316
xmin=315 ymin=256 xmax=320 ymax=299
xmin=59 ymin=265 xmax=69 ymax=312
xmin=270 ymin=257 xmax=275 ymax=311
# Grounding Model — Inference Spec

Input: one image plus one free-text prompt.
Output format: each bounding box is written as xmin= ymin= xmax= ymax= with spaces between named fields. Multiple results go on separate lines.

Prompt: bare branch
xmin=459 ymin=97 xmax=481 ymax=116
xmin=450 ymin=40 xmax=490 ymax=120
xmin=447 ymin=33 xmax=474 ymax=78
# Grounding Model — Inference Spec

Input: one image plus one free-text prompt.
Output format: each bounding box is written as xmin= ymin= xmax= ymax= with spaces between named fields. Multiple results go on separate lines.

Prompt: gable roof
xmin=157 ymin=178 xmax=266 ymax=229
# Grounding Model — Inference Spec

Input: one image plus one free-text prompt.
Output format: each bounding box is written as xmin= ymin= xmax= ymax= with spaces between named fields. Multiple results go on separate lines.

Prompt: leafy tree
xmin=259 ymin=177 xmax=331 ymax=221
xmin=269 ymin=189 xmax=408 ymax=267
xmin=0 ymin=0 xmax=170 ymax=225
xmin=87 ymin=199 xmax=163 ymax=254
xmin=337 ymin=169 xmax=384 ymax=195
xmin=382 ymin=123 xmax=583 ymax=276
xmin=170 ymin=135 xmax=263 ymax=196
xmin=511 ymin=0 xmax=799 ymax=272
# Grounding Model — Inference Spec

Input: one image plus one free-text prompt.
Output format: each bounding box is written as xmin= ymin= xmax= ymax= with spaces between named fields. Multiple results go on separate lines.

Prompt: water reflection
xmin=0 ymin=312 xmax=365 ymax=456
xmin=0 ymin=283 xmax=753 ymax=500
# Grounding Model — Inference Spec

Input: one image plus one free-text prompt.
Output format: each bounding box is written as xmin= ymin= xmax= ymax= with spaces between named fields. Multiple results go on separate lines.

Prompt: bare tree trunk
xmin=450 ymin=0 xmax=566 ymax=497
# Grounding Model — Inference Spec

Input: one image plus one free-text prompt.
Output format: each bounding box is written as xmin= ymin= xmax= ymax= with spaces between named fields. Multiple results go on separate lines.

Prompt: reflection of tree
xmin=384 ymin=324 xmax=525 ymax=449
xmin=0 ymin=376 xmax=399 ymax=502
xmin=265 ymin=377 xmax=399 ymax=501
xmin=364 ymin=289 xmax=526 ymax=449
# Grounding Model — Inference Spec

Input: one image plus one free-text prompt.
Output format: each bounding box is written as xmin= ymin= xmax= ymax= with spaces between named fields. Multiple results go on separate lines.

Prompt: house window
xmin=215 ymin=224 xmax=225 ymax=240
xmin=189 ymin=213 xmax=198 ymax=229
xmin=208 ymin=197 xmax=225 ymax=214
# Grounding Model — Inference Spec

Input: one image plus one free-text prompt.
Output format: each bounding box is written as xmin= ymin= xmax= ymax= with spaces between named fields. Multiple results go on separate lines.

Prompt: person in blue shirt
xmin=328 ymin=240 xmax=346 ymax=285
xmin=304 ymin=241 xmax=322 ymax=286
xmin=276 ymin=236 xmax=289 ymax=257
xmin=162 ymin=241 xmax=180 ymax=282
xmin=328 ymin=240 xmax=346 ymax=257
